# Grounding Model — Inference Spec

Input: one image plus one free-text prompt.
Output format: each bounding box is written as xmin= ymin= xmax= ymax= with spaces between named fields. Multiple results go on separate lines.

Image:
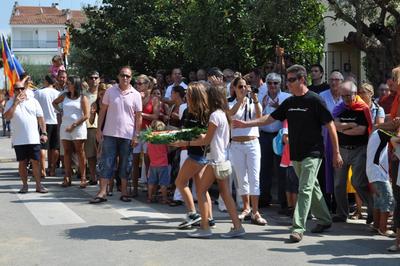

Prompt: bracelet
xmin=253 ymin=101 xmax=259 ymax=104
xmin=41 ymin=132 xmax=47 ymax=136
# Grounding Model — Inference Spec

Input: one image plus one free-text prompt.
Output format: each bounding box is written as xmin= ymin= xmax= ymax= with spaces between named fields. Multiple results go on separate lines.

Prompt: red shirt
xmin=142 ymin=97 xmax=155 ymax=129
xmin=147 ymin=143 xmax=168 ymax=167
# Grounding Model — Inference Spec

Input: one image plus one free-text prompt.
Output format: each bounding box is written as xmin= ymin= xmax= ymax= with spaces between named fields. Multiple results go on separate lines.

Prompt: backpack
xmin=272 ymin=128 xmax=284 ymax=156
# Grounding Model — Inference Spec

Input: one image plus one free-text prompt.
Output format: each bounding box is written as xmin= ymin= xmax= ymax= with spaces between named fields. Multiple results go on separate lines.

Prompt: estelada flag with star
xmin=1 ymin=34 xmax=24 ymax=96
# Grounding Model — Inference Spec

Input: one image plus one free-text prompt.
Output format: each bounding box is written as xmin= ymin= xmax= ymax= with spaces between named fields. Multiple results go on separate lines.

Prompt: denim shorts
xmin=99 ymin=136 xmax=132 ymax=180
xmin=187 ymin=153 xmax=209 ymax=165
xmin=371 ymin=181 xmax=395 ymax=212
xmin=148 ymin=166 xmax=170 ymax=186
xmin=14 ymin=144 xmax=41 ymax=161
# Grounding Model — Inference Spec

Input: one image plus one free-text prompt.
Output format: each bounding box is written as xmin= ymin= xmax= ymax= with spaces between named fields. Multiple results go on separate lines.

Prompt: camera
xmin=251 ymin=86 xmax=259 ymax=94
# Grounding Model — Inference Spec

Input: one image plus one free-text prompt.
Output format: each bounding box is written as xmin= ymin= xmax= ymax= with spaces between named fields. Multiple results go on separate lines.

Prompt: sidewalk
xmin=0 ymin=132 xmax=15 ymax=163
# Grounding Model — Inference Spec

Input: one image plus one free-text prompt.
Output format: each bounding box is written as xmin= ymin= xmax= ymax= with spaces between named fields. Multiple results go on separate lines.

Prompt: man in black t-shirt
xmin=332 ymin=81 xmax=373 ymax=223
xmin=234 ymin=65 xmax=343 ymax=243
xmin=308 ymin=64 xmax=330 ymax=94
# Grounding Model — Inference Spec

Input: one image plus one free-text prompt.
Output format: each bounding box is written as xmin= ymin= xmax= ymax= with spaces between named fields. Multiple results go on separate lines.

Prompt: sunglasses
xmin=14 ymin=86 xmax=25 ymax=91
xmin=267 ymin=81 xmax=279 ymax=85
xmin=90 ymin=76 xmax=99 ymax=80
xmin=287 ymin=77 xmax=298 ymax=83
xmin=119 ymin=74 xmax=131 ymax=79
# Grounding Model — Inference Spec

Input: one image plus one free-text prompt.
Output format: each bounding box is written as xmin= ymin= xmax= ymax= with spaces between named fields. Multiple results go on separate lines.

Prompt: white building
xmin=9 ymin=2 xmax=85 ymax=65
xmin=322 ymin=2 xmax=366 ymax=83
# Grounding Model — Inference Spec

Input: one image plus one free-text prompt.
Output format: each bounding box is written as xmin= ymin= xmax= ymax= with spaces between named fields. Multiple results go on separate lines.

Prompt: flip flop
xmin=89 ymin=196 xmax=107 ymax=204
xmin=18 ymin=186 xmax=28 ymax=194
xmin=120 ymin=195 xmax=132 ymax=202
xmin=35 ymin=185 xmax=48 ymax=193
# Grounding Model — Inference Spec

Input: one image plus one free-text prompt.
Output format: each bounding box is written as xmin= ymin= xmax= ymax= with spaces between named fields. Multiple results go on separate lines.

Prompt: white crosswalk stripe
xmin=16 ymin=191 xmax=86 ymax=226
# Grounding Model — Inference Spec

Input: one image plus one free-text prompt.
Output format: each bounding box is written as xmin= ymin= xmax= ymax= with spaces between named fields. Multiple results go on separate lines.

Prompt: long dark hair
xmin=66 ymin=76 xmax=82 ymax=98
xmin=207 ymin=85 xmax=231 ymax=126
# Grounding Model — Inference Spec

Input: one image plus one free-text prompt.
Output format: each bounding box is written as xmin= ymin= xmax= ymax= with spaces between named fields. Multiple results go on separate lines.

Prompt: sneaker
xmin=220 ymin=226 xmax=246 ymax=238
xmin=187 ymin=228 xmax=212 ymax=238
xmin=378 ymin=229 xmax=397 ymax=238
xmin=193 ymin=218 xmax=216 ymax=229
xmin=238 ymin=209 xmax=251 ymax=221
xmin=178 ymin=213 xmax=201 ymax=229
xmin=311 ymin=223 xmax=331 ymax=233
xmin=289 ymin=232 xmax=303 ymax=243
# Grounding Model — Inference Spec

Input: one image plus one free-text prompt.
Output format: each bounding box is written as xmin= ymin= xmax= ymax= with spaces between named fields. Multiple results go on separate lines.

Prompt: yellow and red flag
xmin=1 ymin=34 xmax=24 ymax=96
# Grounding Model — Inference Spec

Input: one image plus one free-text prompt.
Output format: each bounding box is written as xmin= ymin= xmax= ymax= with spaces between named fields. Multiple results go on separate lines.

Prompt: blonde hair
xmin=186 ymin=82 xmax=209 ymax=125
xmin=151 ymin=120 xmax=166 ymax=131
xmin=392 ymin=66 xmax=400 ymax=86
xmin=137 ymin=74 xmax=150 ymax=84
xmin=359 ymin=83 xmax=374 ymax=97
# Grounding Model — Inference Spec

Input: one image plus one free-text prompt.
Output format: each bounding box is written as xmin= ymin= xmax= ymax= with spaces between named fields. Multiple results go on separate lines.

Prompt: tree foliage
xmin=70 ymin=0 xmax=325 ymax=78
xmin=327 ymin=0 xmax=400 ymax=85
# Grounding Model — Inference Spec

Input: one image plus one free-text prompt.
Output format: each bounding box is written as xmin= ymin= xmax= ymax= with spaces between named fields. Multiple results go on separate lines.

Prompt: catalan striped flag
xmin=1 ymin=34 xmax=24 ymax=96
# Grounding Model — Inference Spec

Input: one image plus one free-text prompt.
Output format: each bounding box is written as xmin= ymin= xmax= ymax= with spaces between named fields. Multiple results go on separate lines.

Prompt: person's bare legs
xmin=73 ymin=140 xmax=87 ymax=184
xmin=31 ymin=159 xmax=45 ymax=191
xmin=196 ymin=165 xmax=216 ymax=229
xmin=48 ymin=149 xmax=59 ymax=176
xmin=373 ymin=208 xmax=380 ymax=230
xmin=193 ymin=168 xmax=213 ymax=219
xmin=148 ymin=184 xmax=156 ymax=201
xmin=217 ymin=174 xmax=242 ymax=229
xmin=62 ymin=140 xmax=73 ymax=184
xmin=39 ymin=149 xmax=46 ymax=177
xmin=241 ymin=194 xmax=250 ymax=212
xmin=379 ymin=211 xmax=390 ymax=233
xmin=175 ymin=159 xmax=205 ymax=212
xmin=250 ymin=195 xmax=260 ymax=214
xmin=18 ymin=159 xmax=28 ymax=188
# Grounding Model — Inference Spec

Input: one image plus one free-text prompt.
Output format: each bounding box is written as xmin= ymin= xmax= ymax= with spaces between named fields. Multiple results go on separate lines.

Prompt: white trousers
xmin=229 ymin=139 xmax=261 ymax=196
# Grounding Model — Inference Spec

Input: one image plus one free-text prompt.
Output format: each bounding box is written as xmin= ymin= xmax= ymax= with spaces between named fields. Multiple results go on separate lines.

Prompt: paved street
xmin=0 ymin=134 xmax=399 ymax=266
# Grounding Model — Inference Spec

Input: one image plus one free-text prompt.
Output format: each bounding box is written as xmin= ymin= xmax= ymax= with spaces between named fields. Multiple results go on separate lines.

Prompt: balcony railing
xmin=13 ymin=40 xmax=58 ymax=49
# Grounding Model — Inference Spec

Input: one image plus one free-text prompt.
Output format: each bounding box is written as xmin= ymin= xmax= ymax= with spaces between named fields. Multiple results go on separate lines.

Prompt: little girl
xmin=147 ymin=120 xmax=170 ymax=204
xmin=49 ymin=55 xmax=66 ymax=78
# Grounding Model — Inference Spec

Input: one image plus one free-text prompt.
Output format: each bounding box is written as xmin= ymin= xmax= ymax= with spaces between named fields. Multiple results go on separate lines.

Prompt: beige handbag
xmin=211 ymin=160 xmax=232 ymax=180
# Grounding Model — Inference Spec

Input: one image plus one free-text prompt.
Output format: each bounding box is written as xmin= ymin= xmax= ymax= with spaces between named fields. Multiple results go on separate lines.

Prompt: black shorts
xmin=285 ymin=166 xmax=299 ymax=193
xmin=14 ymin=144 xmax=41 ymax=161
xmin=40 ymin=124 xmax=60 ymax=150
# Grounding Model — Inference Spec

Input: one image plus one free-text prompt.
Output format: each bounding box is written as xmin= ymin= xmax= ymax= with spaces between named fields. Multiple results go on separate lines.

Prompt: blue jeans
xmin=100 ymin=136 xmax=131 ymax=180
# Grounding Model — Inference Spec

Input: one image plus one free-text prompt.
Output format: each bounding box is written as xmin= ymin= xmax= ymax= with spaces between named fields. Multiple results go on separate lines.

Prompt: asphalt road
xmin=0 ymin=135 xmax=399 ymax=266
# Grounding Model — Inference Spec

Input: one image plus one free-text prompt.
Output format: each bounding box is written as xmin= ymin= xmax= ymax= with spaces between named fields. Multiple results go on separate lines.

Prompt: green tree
xmin=327 ymin=0 xmax=400 ymax=85
xmin=70 ymin=0 xmax=325 ymax=77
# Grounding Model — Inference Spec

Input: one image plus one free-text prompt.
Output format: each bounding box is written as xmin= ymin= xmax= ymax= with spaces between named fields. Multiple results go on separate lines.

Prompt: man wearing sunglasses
xmin=84 ymin=71 xmax=100 ymax=186
xmin=258 ymin=72 xmax=290 ymax=209
xmin=91 ymin=66 xmax=142 ymax=204
xmin=4 ymin=82 xmax=48 ymax=194
xmin=233 ymin=64 xmax=343 ymax=243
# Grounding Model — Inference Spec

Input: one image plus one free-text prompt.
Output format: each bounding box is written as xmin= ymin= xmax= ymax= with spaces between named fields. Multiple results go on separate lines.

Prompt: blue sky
xmin=0 ymin=0 xmax=100 ymax=36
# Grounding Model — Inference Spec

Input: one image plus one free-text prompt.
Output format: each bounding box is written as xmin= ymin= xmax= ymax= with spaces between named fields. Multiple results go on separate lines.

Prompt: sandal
xmin=35 ymin=185 xmax=48 ymax=194
xmin=251 ymin=212 xmax=268 ymax=226
xmin=18 ymin=185 xmax=28 ymax=194
xmin=120 ymin=195 xmax=132 ymax=202
xmin=61 ymin=177 xmax=71 ymax=187
xmin=89 ymin=196 xmax=107 ymax=204
xmin=238 ymin=209 xmax=251 ymax=220
xmin=350 ymin=211 xmax=363 ymax=220
xmin=79 ymin=179 xmax=88 ymax=189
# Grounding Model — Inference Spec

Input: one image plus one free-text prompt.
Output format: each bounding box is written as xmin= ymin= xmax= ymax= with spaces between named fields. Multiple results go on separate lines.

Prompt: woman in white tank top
xmin=53 ymin=76 xmax=89 ymax=188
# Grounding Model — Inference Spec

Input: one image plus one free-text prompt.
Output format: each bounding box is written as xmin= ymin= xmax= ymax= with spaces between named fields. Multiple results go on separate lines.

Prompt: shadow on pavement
xmin=269 ymin=238 xmax=392 ymax=257
xmin=308 ymin=256 xmax=400 ymax=265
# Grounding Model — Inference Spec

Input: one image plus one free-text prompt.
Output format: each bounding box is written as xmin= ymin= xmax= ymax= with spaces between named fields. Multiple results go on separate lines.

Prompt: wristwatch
xmin=41 ymin=132 xmax=48 ymax=136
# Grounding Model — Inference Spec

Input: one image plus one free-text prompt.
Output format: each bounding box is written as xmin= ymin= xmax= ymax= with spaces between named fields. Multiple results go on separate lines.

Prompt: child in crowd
xmin=366 ymin=130 xmax=395 ymax=237
xmin=279 ymin=120 xmax=299 ymax=217
xmin=147 ymin=120 xmax=171 ymax=204
xmin=49 ymin=55 xmax=66 ymax=78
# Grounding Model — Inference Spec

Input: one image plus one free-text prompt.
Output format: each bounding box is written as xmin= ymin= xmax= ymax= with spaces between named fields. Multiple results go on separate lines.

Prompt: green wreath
xmin=139 ymin=127 xmax=207 ymax=144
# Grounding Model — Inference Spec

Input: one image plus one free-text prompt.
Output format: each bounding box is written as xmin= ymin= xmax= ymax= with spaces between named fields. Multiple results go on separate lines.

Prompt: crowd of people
xmin=1 ymin=53 xmax=400 ymax=250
